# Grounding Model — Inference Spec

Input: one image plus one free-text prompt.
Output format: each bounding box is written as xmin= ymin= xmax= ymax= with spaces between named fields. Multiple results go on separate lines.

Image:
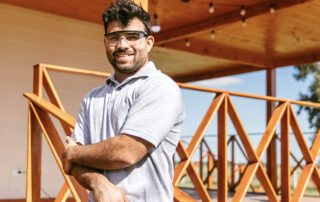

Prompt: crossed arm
xmin=61 ymin=134 xmax=154 ymax=201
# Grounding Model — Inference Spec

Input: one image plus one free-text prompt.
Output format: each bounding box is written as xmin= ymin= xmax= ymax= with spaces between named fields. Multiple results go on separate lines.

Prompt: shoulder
xmin=142 ymin=70 xmax=180 ymax=93
xmin=82 ymin=84 xmax=108 ymax=104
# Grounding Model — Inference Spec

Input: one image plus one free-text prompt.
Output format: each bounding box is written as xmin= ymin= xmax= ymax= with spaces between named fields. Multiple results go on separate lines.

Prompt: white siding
xmin=0 ymin=3 xmax=113 ymax=199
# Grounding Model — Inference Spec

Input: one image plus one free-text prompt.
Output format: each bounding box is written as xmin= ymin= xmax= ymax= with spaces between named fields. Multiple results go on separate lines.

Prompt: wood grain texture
xmin=30 ymin=103 xmax=88 ymax=201
xmin=281 ymin=107 xmax=290 ymax=202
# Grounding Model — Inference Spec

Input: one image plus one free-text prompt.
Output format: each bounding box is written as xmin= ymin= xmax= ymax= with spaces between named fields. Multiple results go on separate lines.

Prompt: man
xmin=61 ymin=0 xmax=185 ymax=201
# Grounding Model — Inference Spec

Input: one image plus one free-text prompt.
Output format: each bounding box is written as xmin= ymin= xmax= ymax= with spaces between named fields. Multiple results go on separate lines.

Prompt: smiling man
xmin=61 ymin=0 xmax=185 ymax=201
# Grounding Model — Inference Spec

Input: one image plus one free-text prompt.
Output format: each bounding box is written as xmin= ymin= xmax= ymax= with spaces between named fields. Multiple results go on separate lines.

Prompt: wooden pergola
xmin=3 ymin=0 xmax=320 ymax=80
xmin=3 ymin=0 xmax=319 ymax=201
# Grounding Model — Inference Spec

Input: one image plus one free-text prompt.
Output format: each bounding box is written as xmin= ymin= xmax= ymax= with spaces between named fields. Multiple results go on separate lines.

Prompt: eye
xmin=126 ymin=34 xmax=140 ymax=41
xmin=108 ymin=35 xmax=120 ymax=41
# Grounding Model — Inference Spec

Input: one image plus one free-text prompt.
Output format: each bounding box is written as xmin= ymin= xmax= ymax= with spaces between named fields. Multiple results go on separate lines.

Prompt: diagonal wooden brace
xmin=29 ymin=103 xmax=88 ymax=201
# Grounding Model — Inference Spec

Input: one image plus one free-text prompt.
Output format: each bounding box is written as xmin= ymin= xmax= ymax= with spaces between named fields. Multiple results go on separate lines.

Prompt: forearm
xmin=71 ymin=164 xmax=109 ymax=191
xmin=66 ymin=135 xmax=153 ymax=170
xmin=71 ymin=164 xmax=129 ymax=202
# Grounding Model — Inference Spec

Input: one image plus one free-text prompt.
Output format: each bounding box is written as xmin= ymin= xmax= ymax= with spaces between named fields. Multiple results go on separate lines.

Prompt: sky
xmin=179 ymin=65 xmax=316 ymax=164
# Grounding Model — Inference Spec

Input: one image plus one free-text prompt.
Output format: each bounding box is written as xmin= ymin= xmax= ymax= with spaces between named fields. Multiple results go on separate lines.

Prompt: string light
xmin=242 ymin=18 xmax=247 ymax=27
xmin=185 ymin=39 xmax=190 ymax=47
xmin=210 ymin=30 xmax=215 ymax=39
xmin=159 ymin=3 xmax=278 ymax=47
xmin=151 ymin=14 xmax=161 ymax=33
xmin=209 ymin=3 xmax=214 ymax=14
xmin=270 ymin=4 xmax=275 ymax=14
xmin=240 ymin=5 xmax=246 ymax=16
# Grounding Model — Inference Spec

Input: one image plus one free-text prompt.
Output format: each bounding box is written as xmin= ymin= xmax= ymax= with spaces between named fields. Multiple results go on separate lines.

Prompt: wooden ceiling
xmin=2 ymin=0 xmax=320 ymax=82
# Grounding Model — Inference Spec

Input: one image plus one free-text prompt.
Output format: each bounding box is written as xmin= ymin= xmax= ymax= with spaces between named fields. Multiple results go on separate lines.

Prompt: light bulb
xmin=242 ymin=18 xmax=247 ymax=27
xmin=210 ymin=30 xmax=215 ymax=39
xmin=240 ymin=5 xmax=246 ymax=16
xmin=151 ymin=14 xmax=161 ymax=33
xmin=185 ymin=39 xmax=190 ymax=47
xmin=270 ymin=4 xmax=275 ymax=14
xmin=209 ymin=3 xmax=214 ymax=14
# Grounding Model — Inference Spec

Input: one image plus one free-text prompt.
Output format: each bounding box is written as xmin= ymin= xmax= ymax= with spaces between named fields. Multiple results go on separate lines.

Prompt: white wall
xmin=0 ymin=3 xmax=114 ymax=199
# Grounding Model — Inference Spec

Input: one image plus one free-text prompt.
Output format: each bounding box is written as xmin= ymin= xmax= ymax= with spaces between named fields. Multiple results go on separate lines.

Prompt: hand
xmin=61 ymin=136 xmax=77 ymax=175
xmin=93 ymin=180 xmax=129 ymax=202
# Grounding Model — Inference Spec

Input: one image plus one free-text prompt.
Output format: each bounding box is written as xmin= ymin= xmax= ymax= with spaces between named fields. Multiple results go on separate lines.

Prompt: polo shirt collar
xmin=106 ymin=61 xmax=157 ymax=87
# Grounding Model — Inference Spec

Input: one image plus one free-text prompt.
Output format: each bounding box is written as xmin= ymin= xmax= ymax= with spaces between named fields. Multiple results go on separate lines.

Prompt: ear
xmin=146 ymin=36 xmax=154 ymax=52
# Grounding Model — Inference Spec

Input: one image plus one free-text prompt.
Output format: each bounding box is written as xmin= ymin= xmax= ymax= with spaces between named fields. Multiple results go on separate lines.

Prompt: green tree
xmin=293 ymin=63 xmax=320 ymax=130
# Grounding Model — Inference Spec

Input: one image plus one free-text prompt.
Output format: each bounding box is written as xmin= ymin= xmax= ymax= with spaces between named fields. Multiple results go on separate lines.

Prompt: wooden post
xmin=281 ymin=106 xmax=290 ymax=201
xmin=200 ymin=141 xmax=203 ymax=180
xmin=26 ymin=104 xmax=42 ymax=202
xmin=231 ymin=136 xmax=235 ymax=191
xmin=208 ymin=153 xmax=214 ymax=189
xmin=26 ymin=65 xmax=44 ymax=202
xmin=218 ymin=97 xmax=227 ymax=201
xmin=266 ymin=68 xmax=277 ymax=191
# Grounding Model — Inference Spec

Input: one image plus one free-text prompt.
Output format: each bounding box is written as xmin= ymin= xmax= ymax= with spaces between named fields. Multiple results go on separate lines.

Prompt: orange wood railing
xmin=24 ymin=64 xmax=320 ymax=202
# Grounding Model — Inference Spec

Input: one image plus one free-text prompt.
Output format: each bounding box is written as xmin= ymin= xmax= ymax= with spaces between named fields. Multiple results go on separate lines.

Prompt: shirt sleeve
xmin=71 ymin=98 xmax=91 ymax=145
xmin=120 ymin=78 xmax=184 ymax=147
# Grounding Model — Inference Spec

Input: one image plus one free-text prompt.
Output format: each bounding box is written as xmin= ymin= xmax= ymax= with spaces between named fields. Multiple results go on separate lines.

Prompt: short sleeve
xmin=71 ymin=98 xmax=91 ymax=145
xmin=120 ymin=77 xmax=184 ymax=147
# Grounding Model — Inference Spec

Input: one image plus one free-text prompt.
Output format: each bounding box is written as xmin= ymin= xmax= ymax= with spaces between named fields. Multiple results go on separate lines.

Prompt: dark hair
xmin=102 ymin=0 xmax=151 ymax=36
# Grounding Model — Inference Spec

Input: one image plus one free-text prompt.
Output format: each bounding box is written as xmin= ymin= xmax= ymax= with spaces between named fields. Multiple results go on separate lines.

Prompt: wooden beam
xmin=163 ymin=40 xmax=272 ymax=68
xmin=26 ymin=103 xmax=42 ymax=202
xmin=40 ymin=63 xmax=110 ymax=78
xmin=30 ymin=104 xmax=88 ymax=201
xmin=227 ymin=96 xmax=258 ymax=162
xmin=33 ymin=64 xmax=43 ymax=97
xmin=154 ymin=0 xmax=309 ymax=45
xmin=256 ymin=102 xmax=288 ymax=160
xmin=43 ymin=69 xmax=73 ymax=136
xmin=266 ymin=68 xmax=278 ymax=192
xmin=55 ymin=182 xmax=70 ymax=202
xmin=292 ymin=163 xmax=315 ymax=202
xmin=23 ymin=93 xmax=76 ymax=128
xmin=231 ymin=163 xmax=259 ymax=202
xmin=275 ymin=50 xmax=320 ymax=67
xmin=207 ymin=153 xmax=214 ymax=189
xmin=172 ymin=65 xmax=262 ymax=83
xmin=281 ymin=107 xmax=290 ymax=202
xmin=186 ymin=94 xmax=225 ymax=157
xmin=256 ymin=163 xmax=279 ymax=202
xmin=174 ymin=141 xmax=211 ymax=201
xmin=174 ymin=186 xmax=197 ymax=202
xmin=218 ymin=97 xmax=227 ymax=201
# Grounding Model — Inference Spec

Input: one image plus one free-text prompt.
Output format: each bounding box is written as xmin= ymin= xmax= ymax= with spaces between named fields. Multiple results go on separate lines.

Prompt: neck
xmin=115 ymin=62 xmax=148 ymax=83
xmin=115 ymin=71 xmax=135 ymax=83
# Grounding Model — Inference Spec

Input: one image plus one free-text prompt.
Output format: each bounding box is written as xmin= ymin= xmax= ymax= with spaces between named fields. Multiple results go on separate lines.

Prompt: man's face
xmin=104 ymin=18 xmax=154 ymax=75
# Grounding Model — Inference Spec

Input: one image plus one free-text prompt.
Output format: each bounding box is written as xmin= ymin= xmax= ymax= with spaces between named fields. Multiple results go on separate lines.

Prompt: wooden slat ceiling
xmin=2 ymin=0 xmax=320 ymax=82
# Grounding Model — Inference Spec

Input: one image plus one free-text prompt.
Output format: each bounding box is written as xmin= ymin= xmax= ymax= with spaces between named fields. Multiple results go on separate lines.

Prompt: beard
xmin=108 ymin=49 xmax=147 ymax=75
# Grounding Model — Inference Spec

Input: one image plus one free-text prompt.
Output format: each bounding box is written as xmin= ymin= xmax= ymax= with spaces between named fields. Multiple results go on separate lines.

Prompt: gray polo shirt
xmin=72 ymin=62 xmax=185 ymax=202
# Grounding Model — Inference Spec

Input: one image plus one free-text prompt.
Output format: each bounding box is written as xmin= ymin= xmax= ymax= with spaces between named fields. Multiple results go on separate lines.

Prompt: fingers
xmin=66 ymin=136 xmax=72 ymax=144
xmin=61 ymin=150 xmax=73 ymax=175
xmin=66 ymin=136 xmax=77 ymax=147
xmin=123 ymin=193 xmax=129 ymax=202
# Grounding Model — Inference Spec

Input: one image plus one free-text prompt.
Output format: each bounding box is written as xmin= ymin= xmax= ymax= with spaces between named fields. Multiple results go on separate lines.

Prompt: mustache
xmin=113 ymin=50 xmax=134 ymax=56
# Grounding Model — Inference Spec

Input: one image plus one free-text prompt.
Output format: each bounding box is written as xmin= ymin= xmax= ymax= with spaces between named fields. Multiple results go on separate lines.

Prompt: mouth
xmin=114 ymin=52 xmax=134 ymax=61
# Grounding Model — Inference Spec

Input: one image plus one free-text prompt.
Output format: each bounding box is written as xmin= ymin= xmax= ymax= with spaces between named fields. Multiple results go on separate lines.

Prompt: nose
xmin=115 ymin=36 xmax=130 ymax=49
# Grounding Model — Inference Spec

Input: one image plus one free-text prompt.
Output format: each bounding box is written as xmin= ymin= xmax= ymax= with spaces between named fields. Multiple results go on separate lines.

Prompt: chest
xmin=88 ymin=84 xmax=140 ymax=135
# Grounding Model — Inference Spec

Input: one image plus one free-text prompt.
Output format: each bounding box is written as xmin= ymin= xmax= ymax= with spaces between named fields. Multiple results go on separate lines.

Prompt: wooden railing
xmin=24 ymin=64 xmax=320 ymax=202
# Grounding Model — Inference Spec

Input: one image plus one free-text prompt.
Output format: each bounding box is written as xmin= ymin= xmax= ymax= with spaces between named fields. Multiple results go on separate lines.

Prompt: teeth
xmin=117 ymin=54 xmax=130 ymax=56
